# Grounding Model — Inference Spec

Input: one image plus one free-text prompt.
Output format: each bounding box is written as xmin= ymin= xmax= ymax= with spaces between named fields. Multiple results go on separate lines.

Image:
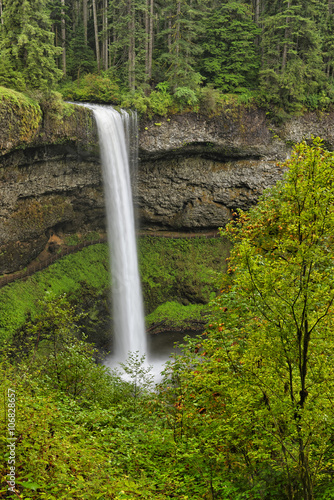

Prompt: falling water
xmin=89 ymin=104 xmax=146 ymax=362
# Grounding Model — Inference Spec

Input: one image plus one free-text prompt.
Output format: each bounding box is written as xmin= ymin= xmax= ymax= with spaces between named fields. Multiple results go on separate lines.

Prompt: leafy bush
xmin=0 ymin=57 xmax=26 ymax=92
xmin=198 ymin=86 xmax=223 ymax=115
xmin=60 ymin=73 xmax=120 ymax=104
xmin=120 ymin=89 xmax=150 ymax=114
xmin=173 ymin=86 xmax=199 ymax=109
xmin=306 ymin=90 xmax=331 ymax=111
xmin=147 ymin=90 xmax=173 ymax=117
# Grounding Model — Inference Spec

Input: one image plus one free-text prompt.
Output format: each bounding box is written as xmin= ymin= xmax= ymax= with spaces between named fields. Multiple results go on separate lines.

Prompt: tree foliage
xmin=200 ymin=1 xmax=261 ymax=92
xmin=2 ymin=0 xmax=334 ymax=111
xmin=0 ymin=0 xmax=62 ymax=91
xmin=2 ymin=142 xmax=334 ymax=498
xmin=159 ymin=139 xmax=334 ymax=499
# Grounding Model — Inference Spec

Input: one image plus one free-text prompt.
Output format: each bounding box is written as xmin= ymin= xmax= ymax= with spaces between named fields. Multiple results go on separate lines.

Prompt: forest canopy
xmin=0 ymin=0 xmax=334 ymax=113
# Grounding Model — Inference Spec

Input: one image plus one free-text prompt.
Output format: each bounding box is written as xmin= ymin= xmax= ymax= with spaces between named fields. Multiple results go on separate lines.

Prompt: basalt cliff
xmin=0 ymin=94 xmax=333 ymax=273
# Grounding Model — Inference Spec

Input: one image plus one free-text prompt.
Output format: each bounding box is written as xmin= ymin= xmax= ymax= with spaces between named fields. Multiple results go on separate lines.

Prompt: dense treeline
xmin=1 ymin=0 xmax=334 ymax=113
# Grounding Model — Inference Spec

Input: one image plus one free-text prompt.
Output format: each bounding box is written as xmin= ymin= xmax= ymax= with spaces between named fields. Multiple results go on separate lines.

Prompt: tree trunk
xmin=255 ymin=0 xmax=260 ymax=23
xmin=298 ymin=439 xmax=314 ymax=500
xmin=148 ymin=0 xmax=153 ymax=79
xmin=83 ymin=0 xmax=88 ymax=44
xmin=145 ymin=0 xmax=153 ymax=81
xmin=168 ymin=17 xmax=172 ymax=51
xmin=112 ymin=5 xmax=117 ymax=67
xmin=145 ymin=0 xmax=149 ymax=77
xmin=92 ymin=0 xmax=100 ymax=71
xmin=0 ymin=1 xmax=3 ymax=25
xmin=61 ymin=0 xmax=66 ymax=76
xmin=281 ymin=0 xmax=291 ymax=74
xmin=128 ymin=0 xmax=135 ymax=90
xmin=73 ymin=0 xmax=79 ymax=34
xmin=329 ymin=0 xmax=333 ymax=15
xmin=176 ymin=0 xmax=181 ymax=60
xmin=102 ymin=0 xmax=108 ymax=70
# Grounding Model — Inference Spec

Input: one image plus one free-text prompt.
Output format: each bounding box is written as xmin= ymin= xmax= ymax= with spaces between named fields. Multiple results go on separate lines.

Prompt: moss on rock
xmin=0 ymin=86 xmax=42 ymax=152
xmin=0 ymin=86 xmax=98 ymax=156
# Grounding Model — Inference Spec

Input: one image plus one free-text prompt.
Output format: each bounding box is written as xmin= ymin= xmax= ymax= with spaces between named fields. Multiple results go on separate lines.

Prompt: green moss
xmin=0 ymin=236 xmax=230 ymax=344
xmin=146 ymin=301 xmax=206 ymax=330
xmin=0 ymin=86 xmax=42 ymax=145
xmin=0 ymin=86 xmax=98 ymax=156
xmin=0 ymin=244 xmax=109 ymax=343
xmin=138 ymin=236 xmax=230 ymax=314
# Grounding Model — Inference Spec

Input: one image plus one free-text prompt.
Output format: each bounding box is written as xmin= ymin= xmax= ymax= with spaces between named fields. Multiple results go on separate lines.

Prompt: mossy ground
xmin=0 ymin=236 xmax=230 ymax=345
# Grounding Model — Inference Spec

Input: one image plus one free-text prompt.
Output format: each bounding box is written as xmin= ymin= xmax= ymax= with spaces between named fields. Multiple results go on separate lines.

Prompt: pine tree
xmin=156 ymin=0 xmax=205 ymax=90
xmin=67 ymin=23 xmax=97 ymax=79
xmin=259 ymin=0 xmax=327 ymax=110
xmin=0 ymin=0 xmax=63 ymax=91
xmin=199 ymin=1 xmax=261 ymax=92
xmin=109 ymin=0 xmax=148 ymax=90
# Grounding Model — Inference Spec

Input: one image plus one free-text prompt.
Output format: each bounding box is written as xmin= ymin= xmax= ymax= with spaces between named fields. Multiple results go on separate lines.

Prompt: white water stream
xmin=78 ymin=103 xmax=182 ymax=382
xmin=89 ymin=105 xmax=147 ymax=363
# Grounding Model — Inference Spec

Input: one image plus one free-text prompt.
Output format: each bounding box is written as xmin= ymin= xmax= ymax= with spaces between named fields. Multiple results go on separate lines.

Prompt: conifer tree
xmin=67 ymin=24 xmax=97 ymax=79
xmin=0 ymin=0 xmax=63 ymax=91
xmin=259 ymin=0 xmax=327 ymax=109
xmin=108 ymin=0 xmax=148 ymax=89
xmin=158 ymin=0 xmax=205 ymax=89
xmin=199 ymin=1 xmax=261 ymax=92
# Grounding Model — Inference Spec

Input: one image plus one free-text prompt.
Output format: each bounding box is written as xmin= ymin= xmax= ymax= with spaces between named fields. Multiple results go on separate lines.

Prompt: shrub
xmin=198 ymin=86 xmax=223 ymax=115
xmin=120 ymin=89 xmax=150 ymax=114
xmin=60 ymin=73 xmax=120 ymax=104
xmin=148 ymin=90 xmax=173 ymax=117
xmin=173 ymin=86 xmax=198 ymax=109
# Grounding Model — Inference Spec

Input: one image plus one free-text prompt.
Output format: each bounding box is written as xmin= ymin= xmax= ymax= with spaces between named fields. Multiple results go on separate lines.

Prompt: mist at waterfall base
xmin=89 ymin=104 xmax=184 ymax=382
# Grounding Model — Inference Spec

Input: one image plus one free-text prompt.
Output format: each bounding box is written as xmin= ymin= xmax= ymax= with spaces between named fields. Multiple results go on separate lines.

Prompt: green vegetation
xmin=1 ymin=141 xmax=334 ymax=498
xmin=0 ymin=244 xmax=110 ymax=343
xmin=146 ymin=301 xmax=206 ymax=330
xmin=1 ymin=1 xmax=334 ymax=116
xmin=156 ymin=139 xmax=334 ymax=499
xmin=0 ymin=295 xmax=167 ymax=499
xmin=0 ymin=0 xmax=62 ymax=92
xmin=138 ymin=236 xmax=229 ymax=314
xmin=200 ymin=2 xmax=261 ymax=93
xmin=0 ymin=86 xmax=42 ymax=144
xmin=0 ymin=237 xmax=228 ymax=344
xmin=59 ymin=72 xmax=121 ymax=104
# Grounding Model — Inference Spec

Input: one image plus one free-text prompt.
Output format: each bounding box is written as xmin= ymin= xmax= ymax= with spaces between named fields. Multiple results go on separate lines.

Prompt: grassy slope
xmin=0 ymin=244 xmax=110 ymax=343
xmin=0 ymin=236 xmax=230 ymax=344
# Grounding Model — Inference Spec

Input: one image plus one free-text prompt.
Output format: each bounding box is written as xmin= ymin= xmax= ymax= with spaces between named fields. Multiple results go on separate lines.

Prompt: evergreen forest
xmin=1 ymin=0 xmax=334 ymax=114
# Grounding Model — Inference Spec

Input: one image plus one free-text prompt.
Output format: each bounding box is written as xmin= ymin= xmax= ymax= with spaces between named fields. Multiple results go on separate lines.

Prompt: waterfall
xmin=88 ymin=104 xmax=146 ymax=362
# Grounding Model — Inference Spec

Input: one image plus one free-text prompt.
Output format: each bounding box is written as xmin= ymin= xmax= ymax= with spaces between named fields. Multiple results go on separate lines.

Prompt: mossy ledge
xmin=0 ymin=87 xmax=98 ymax=156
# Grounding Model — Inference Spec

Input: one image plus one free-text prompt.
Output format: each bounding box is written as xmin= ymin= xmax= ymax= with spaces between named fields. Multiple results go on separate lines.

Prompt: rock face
xmin=1 ymin=101 xmax=333 ymax=273
xmin=0 ymin=144 xmax=104 ymax=273
xmin=138 ymin=156 xmax=282 ymax=230
xmin=139 ymin=109 xmax=286 ymax=160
